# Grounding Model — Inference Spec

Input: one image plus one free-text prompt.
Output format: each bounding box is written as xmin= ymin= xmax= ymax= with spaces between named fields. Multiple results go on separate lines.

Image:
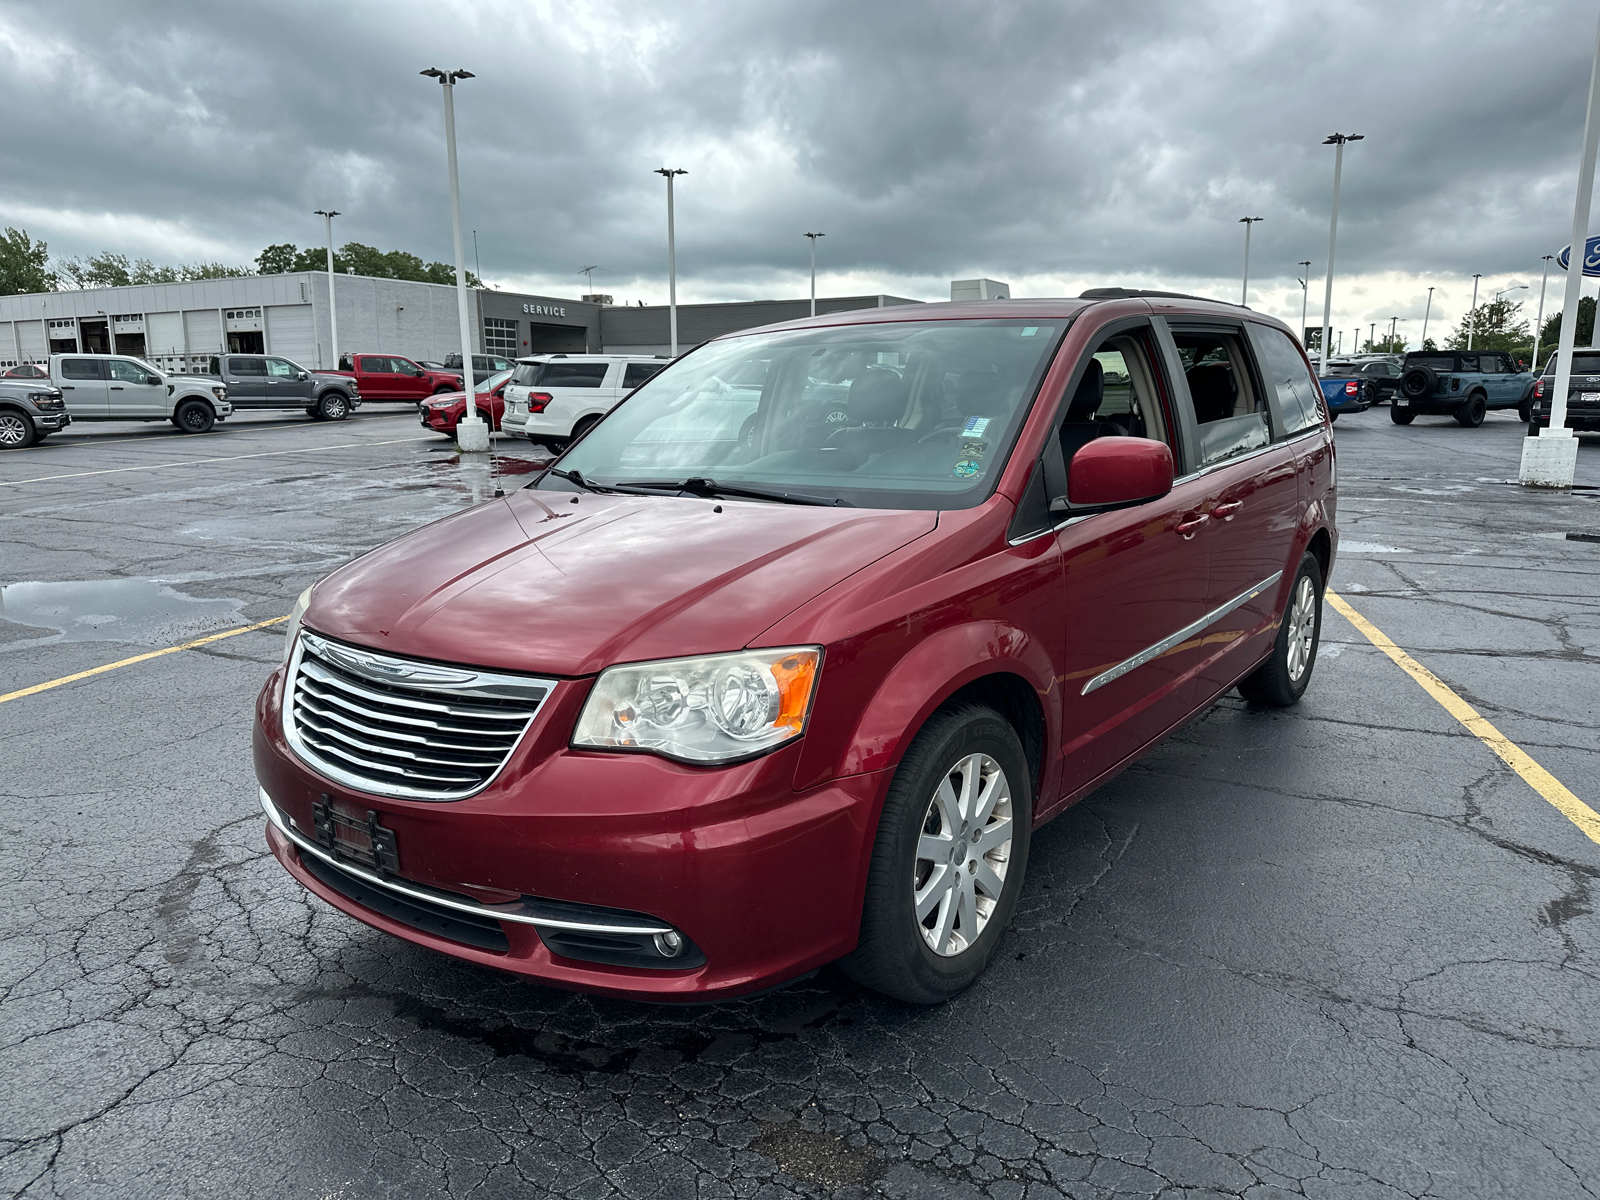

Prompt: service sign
xmin=1556 ymin=236 xmax=1600 ymax=276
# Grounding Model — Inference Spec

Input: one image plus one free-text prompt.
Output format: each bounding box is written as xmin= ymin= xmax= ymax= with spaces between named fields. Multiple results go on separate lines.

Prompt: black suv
xmin=1391 ymin=351 xmax=1535 ymax=428
xmin=1529 ymin=349 xmax=1600 ymax=435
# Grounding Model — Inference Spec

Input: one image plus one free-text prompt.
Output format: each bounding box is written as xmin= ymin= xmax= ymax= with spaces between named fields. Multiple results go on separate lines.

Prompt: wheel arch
xmin=825 ymin=620 xmax=1057 ymax=805
xmin=1306 ymin=526 xmax=1333 ymax=584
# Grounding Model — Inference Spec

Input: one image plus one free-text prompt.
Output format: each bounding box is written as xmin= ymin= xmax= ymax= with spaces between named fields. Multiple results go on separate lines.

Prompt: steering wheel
xmin=917 ymin=424 xmax=965 ymax=444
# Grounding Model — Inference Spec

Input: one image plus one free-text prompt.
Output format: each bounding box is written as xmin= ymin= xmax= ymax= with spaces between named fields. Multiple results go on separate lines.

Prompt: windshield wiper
xmin=615 ymin=477 xmax=851 ymax=507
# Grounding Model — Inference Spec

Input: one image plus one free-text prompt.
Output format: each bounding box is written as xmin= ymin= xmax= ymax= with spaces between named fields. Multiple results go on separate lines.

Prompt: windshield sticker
xmin=961 ymin=437 xmax=987 ymax=458
xmin=961 ymin=416 xmax=991 ymax=438
xmin=1021 ymin=327 xmax=1038 ymax=337
xmin=952 ymin=459 xmax=983 ymax=479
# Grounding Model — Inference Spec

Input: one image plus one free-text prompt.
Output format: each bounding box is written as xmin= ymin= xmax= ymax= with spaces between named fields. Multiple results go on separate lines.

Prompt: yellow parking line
xmin=0 ymin=615 xmax=289 ymax=705
xmin=0 ymin=436 xmax=434 ymax=486
xmin=1326 ymin=589 xmax=1600 ymax=845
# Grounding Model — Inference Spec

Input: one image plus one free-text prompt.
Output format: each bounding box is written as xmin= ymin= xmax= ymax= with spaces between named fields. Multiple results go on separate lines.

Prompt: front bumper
xmin=33 ymin=409 xmax=70 ymax=430
xmin=253 ymin=667 xmax=885 ymax=1000
xmin=420 ymin=406 xmax=457 ymax=434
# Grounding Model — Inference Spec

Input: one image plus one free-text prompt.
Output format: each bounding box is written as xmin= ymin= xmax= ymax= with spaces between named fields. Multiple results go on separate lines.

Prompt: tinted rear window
xmin=1543 ymin=353 xmax=1600 ymax=375
xmin=529 ymin=362 xmax=610 ymax=388
xmin=61 ymin=358 xmax=103 ymax=380
xmin=1407 ymin=355 xmax=1458 ymax=370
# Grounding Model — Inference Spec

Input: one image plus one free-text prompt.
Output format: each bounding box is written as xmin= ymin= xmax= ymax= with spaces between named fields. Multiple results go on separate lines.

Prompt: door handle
xmin=59 ymin=384 xmax=74 ymax=389
xmin=110 ymin=385 xmax=125 ymax=390
xmin=1176 ymin=513 xmax=1210 ymax=539
xmin=1212 ymin=500 xmax=1243 ymax=520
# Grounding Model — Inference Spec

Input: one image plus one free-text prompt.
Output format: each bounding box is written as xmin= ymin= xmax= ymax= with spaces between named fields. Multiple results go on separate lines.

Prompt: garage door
xmin=265 ymin=304 xmax=316 ymax=366
xmin=183 ymin=309 xmax=222 ymax=358
xmin=16 ymin=319 xmax=46 ymax=361
xmin=146 ymin=312 xmax=184 ymax=358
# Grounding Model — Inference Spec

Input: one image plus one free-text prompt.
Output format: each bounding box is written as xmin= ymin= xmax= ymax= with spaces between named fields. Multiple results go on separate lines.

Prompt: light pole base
xmin=1518 ymin=431 xmax=1578 ymax=488
xmin=456 ymin=414 xmax=490 ymax=454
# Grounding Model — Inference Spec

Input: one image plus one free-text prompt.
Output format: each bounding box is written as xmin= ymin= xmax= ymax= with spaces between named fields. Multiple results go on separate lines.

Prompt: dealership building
xmin=0 ymin=273 xmax=921 ymax=373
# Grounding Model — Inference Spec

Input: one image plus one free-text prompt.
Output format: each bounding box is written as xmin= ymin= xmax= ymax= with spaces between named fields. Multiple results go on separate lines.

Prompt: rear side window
xmin=1171 ymin=328 xmax=1273 ymax=466
xmin=540 ymin=362 xmax=610 ymax=388
xmin=231 ymin=357 xmax=267 ymax=376
xmin=1250 ymin=325 xmax=1323 ymax=436
xmin=623 ymin=362 xmax=664 ymax=389
xmin=357 ymin=356 xmax=389 ymax=372
xmin=61 ymin=358 xmax=104 ymax=380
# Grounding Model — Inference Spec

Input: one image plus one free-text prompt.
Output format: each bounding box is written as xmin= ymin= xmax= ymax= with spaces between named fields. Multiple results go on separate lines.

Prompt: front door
xmin=227 ymin=356 xmax=269 ymax=407
xmin=391 ymin=357 xmax=431 ymax=401
xmin=357 ymin=356 xmax=396 ymax=400
xmin=1050 ymin=324 xmax=1216 ymax=798
xmin=56 ymin=357 xmax=110 ymax=416
xmin=265 ymin=357 xmax=314 ymax=406
xmin=106 ymin=358 xmax=166 ymax=416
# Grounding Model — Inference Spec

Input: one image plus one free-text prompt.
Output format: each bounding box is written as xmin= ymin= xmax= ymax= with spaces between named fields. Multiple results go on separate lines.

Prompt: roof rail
xmin=1078 ymin=287 xmax=1244 ymax=307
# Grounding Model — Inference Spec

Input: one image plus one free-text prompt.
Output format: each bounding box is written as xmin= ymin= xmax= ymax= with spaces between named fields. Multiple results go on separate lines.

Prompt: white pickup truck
xmin=50 ymin=353 xmax=232 ymax=433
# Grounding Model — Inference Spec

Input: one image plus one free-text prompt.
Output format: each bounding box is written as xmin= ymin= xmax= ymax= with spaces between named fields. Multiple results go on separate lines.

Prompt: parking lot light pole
xmin=1238 ymin=217 xmax=1263 ymax=305
xmin=1319 ymin=133 xmax=1362 ymax=374
xmin=1523 ymin=11 xmax=1600 ymax=488
xmin=1297 ymin=260 xmax=1312 ymax=346
xmin=1467 ymin=274 xmax=1483 ymax=349
xmin=804 ymin=232 xmax=825 ymax=317
xmin=1421 ymin=286 xmax=1434 ymax=347
xmin=313 ymin=210 xmax=340 ymax=370
xmin=1533 ymin=255 xmax=1554 ymax=369
xmin=655 ymin=168 xmax=687 ymax=357
xmin=421 ymin=66 xmax=485 ymax=449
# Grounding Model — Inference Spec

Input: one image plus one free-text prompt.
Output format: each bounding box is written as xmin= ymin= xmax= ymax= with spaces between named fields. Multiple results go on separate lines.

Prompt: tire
xmin=0 ymin=408 xmax=37 ymax=450
xmin=1529 ymin=420 xmax=1542 ymax=437
xmin=305 ymin=406 xmax=324 ymax=421
xmin=1454 ymin=392 xmax=1487 ymax=428
xmin=318 ymin=392 xmax=350 ymax=421
xmin=1238 ymin=552 xmax=1323 ymax=708
xmin=1328 ymin=412 xmax=1339 ymax=423
xmin=433 ymin=385 xmax=454 ymax=396
xmin=1390 ymin=405 xmax=1415 ymax=425
xmin=839 ymin=704 xmax=1032 ymax=1004
xmin=1400 ymin=366 xmax=1438 ymax=399
xmin=1518 ymin=392 xmax=1534 ymax=422
xmin=174 ymin=400 xmax=215 ymax=434
xmin=568 ymin=414 xmax=600 ymax=445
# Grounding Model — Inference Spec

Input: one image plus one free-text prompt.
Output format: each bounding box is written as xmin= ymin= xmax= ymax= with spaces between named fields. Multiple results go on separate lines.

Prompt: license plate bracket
xmin=311 ymin=794 xmax=400 ymax=873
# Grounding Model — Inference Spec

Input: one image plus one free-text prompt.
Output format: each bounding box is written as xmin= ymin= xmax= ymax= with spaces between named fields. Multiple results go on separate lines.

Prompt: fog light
xmin=653 ymin=930 xmax=685 ymax=957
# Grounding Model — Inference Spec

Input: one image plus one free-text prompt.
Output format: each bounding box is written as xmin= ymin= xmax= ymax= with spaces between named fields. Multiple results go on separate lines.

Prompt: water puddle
xmin=0 ymin=579 xmax=244 ymax=644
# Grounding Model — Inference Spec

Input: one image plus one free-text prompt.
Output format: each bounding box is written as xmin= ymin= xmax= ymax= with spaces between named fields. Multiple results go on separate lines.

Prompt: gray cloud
xmin=1 ymin=0 xmax=1596 ymax=329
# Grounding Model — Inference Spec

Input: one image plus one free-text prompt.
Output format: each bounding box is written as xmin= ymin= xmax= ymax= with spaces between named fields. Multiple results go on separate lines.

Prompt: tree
xmin=255 ymin=241 xmax=482 ymax=286
xmin=1537 ymin=297 xmax=1597 ymax=367
xmin=1444 ymin=296 xmax=1531 ymax=355
xmin=0 ymin=228 xmax=58 ymax=295
xmin=57 ymin=252 xmax=249 ymax=289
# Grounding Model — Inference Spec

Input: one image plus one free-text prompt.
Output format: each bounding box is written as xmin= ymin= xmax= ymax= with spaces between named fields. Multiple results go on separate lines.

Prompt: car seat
xmin=1185 ymin=362 xmax=1235 ymax=423
xmin=1057 ymin=360 xmax=1126 ymax=465
xmin=824 ymin=367 xmax=917 ymax=460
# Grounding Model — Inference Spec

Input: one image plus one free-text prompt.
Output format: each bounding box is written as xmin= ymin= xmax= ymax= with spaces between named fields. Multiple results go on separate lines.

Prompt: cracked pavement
xmin=1 ymin=407 xmax=1597 ymax=1198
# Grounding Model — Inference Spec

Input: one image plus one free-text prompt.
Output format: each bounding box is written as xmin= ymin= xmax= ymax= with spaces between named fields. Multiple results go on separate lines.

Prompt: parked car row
xmin=0 ymin=354 xmax=232 ymax=449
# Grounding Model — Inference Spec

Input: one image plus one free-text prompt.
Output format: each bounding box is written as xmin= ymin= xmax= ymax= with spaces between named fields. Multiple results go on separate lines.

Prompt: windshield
xmin=1542 ymin=353 xmax=1600 ymax=376
xmin=479 ymin=369 xmax=513 ymax=394
xmin=546 ymin=318 xmax=1068 ymax=510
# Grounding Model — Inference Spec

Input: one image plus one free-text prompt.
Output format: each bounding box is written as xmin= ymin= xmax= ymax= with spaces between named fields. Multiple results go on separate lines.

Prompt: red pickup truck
xmin=331 ymin=354 xmax=463 ymax=403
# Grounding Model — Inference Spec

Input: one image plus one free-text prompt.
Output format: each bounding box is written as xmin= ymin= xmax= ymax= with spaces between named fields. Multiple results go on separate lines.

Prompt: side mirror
xmin=145 ymin=373 xmax=161 ymax=386
xmin=1050 ymin=438 xmax=1173 ymax=517
xmin=297 ymin=370 xmax=309 ymax=381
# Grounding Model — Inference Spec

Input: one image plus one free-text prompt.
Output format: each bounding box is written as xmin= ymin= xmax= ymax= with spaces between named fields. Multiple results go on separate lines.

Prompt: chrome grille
xmin=285 ymin=631 xmax=555 ymax=801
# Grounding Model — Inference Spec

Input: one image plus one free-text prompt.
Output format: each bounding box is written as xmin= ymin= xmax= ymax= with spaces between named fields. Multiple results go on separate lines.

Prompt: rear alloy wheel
xmin=840 ymin=704 xmax=1032 ymax=1004
xmin=1390 ymin=405 xmax=1415 ymax=425
xmin=174 ymin=400 xmax=214 ymax=434
xmin=0 ymin=409 xmax=37 ymax=450
xmin=319 ymin=392 xmax=350 ymax=421
xmin=1455 ymin=392 xmax=1487 ymax=428
xmin=1238 ymin=552 xmax=1323 ymax=707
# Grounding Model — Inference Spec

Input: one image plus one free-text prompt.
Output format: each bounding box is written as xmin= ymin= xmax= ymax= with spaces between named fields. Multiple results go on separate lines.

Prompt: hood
xmin=307 ymin=489 xmax=938 ymax=676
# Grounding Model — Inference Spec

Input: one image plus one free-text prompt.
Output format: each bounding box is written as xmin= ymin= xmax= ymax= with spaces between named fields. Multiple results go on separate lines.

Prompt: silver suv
xmin=0 ymin=378 xmax=69 ymax=449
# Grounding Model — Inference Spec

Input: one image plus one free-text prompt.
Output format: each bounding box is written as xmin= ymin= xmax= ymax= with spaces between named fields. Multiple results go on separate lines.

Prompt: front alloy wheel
xmin=913 ymin=753 xmax=1014 ymax=957
xmin=841 ymin=704 xmax=1032 ymax=1003
xmin=0 ymin=410 xmax=36 ymax=449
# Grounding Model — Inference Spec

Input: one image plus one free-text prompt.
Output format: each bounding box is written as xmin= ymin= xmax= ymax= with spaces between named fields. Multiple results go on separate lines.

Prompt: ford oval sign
xmin=1556 ymin=236 xmax=1600 ymax=276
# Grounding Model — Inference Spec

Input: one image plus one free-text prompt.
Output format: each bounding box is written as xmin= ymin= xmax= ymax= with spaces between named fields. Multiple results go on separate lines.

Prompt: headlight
xmin=573 ymin=647 xmax=822 ymax=764
xmin=282 ymin=586 xmax=313 ymax=663
xmin=212 ymin=386 xmax=228 ymax=400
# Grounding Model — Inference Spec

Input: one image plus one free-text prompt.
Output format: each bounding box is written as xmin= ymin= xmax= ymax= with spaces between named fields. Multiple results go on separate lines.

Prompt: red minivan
xmin=255 ymin=292 xmax=1337 ymax=1004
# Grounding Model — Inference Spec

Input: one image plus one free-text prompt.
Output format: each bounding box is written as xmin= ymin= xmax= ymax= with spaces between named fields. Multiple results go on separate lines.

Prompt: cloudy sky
xmin=1 ymin=0 xmax=1597 ymax=347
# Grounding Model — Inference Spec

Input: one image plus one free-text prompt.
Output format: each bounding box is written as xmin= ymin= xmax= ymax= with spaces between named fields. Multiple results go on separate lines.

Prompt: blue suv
xmin=1391 ymin=351 xmax=1534 ymax=428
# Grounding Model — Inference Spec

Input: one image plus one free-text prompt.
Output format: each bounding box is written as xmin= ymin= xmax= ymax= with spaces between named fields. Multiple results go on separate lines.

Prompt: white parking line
xmin=36 ymin=410 xmax=415 ymax=450
xmin=0 ymin=436 xmax=438 ymax=486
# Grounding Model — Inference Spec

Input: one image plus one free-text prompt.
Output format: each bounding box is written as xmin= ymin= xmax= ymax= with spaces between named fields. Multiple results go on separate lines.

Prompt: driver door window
xmin=266 ymin=356 xmax=314 ymax=402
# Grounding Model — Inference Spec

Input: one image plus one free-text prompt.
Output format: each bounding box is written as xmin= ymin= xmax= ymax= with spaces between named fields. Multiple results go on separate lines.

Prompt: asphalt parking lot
xmin=2 ymin=405 xmax=1598 ymax=1200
